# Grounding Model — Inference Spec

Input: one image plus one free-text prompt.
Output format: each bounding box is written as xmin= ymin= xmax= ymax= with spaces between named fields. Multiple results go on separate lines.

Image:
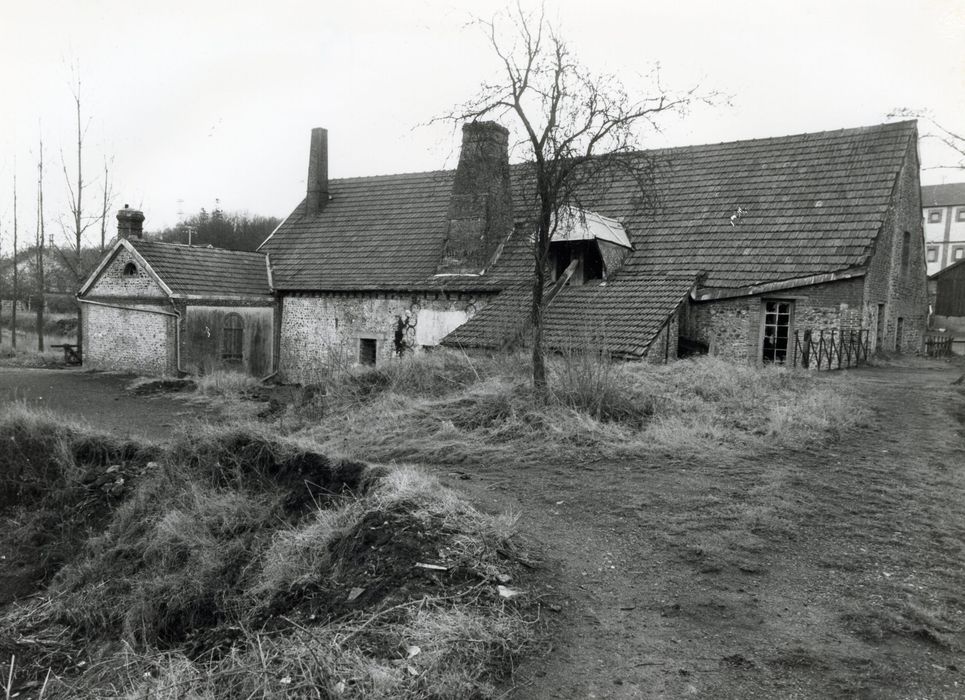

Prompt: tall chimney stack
xmin=306 ymin=127 xmax=329 ymax=215
xmin=437 ymin=121 xmax=513 ymax=275
xmin=116 ymin=205 xmax=145 ymax=239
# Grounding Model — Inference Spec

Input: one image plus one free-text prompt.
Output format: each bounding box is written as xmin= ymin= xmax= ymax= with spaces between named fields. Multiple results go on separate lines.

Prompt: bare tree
xmin=447 ymin=6 xmax=700 ymax=399
xmin=11 ymin=172 xmax=18 ymax=350
xmin=99 ymin=157 xmax=115 ymax=253
xmin=36 ymin=134 xmax=46 ymax=351
xmin=60 ymin=69 xmax=96 ymax=354
xmin=889 ymin=108 xmax=964 ymax=172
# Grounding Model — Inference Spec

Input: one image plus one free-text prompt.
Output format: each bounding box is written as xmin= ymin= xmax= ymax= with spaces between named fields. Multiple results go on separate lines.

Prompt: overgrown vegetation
xmin=0 ymin=409 xmax=535 ymax=698
xmin=282 ymin=350 xmax=870 ymax=465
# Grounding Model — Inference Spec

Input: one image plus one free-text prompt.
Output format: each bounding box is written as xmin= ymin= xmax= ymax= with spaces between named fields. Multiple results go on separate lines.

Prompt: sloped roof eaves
xmin=130 ymin=240 xmax=272 ymax=297
xmin=444 ymin=273 xmax=696 ymax=357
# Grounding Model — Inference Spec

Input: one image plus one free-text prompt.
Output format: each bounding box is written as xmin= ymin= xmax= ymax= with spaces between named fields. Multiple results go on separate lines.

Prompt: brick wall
xmin=682 ymin=277 xmax=865 ymax=364
xmin=279 ymin=291 xmax=489 ymax=383
xmin=87 ymin=248 xmax=166 ymax=298
xmin=82 ymin=302 xmax=175 ymax=375
xmin=862 ymin=138 xmax=928 ymax=353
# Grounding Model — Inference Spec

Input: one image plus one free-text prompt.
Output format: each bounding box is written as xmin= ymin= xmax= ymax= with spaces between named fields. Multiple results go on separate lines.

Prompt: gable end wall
xmin=86 ymin=248 xmax=166 ymax=298
xmin=861 ymin=137 xmax=928 ymax=352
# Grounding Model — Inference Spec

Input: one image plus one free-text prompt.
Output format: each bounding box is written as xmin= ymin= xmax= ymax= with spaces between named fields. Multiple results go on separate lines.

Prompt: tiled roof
xmin=443 ymin=273 xmax=696 ymax=358
xmin=261 ymin=171 xmax=458 ymax=290
xmin=264 ymin=121 xmax=916 ymax=293
xmin=131 ymin=240 xmax=271 ymax=297
xmin=921 ymin=182 xmax=965 ymax=207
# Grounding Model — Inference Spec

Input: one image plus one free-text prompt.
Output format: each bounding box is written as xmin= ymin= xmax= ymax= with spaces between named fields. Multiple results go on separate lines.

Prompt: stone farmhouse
xmin=80 ymin=120 xmax=928 ymax=380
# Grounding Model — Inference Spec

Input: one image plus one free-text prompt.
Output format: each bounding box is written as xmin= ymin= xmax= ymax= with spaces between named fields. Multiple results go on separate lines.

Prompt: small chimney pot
xmin=116 ymin=205 xmax=145 ymax=239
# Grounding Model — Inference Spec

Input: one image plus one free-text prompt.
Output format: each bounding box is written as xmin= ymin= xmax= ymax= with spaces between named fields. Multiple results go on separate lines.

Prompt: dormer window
xmin=548 ymin=207 xmax=632 ymax=285
xmin=122 ymin=262 xmax=138 ymax=276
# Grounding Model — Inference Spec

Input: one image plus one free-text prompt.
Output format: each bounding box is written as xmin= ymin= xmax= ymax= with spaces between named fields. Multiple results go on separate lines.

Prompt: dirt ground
xmin=2 ymin=362 xmax=963 ymax=698
xmin=448 ymin=361 xmax=965 ymax=698
xmin=0 ymin=367 xmax=215 ymax=441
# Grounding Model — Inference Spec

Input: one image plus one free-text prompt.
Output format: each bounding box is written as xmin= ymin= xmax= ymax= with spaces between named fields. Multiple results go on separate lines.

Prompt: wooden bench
xmin=51 ymin=344 xmax=82 ymax=365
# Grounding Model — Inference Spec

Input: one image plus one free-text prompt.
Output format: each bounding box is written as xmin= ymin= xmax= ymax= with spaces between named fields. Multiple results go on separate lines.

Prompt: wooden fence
xmin=791 ymin=329 xmax=870 ymax=370
xmin=924 ymin=334 xmax=953 ymax=358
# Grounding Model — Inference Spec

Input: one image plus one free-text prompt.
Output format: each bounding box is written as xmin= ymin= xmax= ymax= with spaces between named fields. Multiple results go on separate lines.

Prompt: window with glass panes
xmin=762 ymin=300 xmax=792 ymax=364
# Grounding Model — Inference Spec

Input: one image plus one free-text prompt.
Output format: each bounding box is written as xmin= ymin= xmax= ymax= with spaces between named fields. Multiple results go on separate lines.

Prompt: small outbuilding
xmin=929 ymin=257 xmax=965 ymax=355
xmin=78 ymin=208 xmax=276 ymax=376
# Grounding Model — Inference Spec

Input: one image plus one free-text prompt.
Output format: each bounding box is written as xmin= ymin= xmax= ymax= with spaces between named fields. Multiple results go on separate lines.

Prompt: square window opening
xmin=926 ymin=246 xmax=939 ymax=263
xmin=957 ymin=208 xmax=965 ymax=222
xmin=928 ymin=210 xmax=943 ymax=224
xmin=359 ymin=338 xmax=377 ymax=366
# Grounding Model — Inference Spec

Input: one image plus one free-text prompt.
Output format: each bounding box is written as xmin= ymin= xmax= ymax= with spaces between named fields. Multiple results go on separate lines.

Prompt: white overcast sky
xmin=0 ymin=0 xmax=962 ymax=240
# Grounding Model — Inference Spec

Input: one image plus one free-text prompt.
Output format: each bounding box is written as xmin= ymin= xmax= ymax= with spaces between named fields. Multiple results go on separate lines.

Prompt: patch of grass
xmin=193 ymin=370 xmax=261 ymax=397
xmin=285 ymin=353 xmax=870 ymax=467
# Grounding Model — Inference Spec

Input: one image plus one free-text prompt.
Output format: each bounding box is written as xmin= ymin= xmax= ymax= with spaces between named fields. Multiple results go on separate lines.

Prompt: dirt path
xmin=0 ymin=367 xmax=213 ymax=441
xmin=449 ymin=363 xmax=965 ymax=698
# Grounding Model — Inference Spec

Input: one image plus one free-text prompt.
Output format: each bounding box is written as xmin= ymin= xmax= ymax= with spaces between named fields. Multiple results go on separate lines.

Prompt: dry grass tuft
xmin=285 ymin=352 xmax=870 ymax=467
xmin=0 ymin=414 xmax=535 ymax=699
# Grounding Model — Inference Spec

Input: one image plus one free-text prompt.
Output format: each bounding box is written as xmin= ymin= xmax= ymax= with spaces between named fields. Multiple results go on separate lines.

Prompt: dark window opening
xmin=762 ymin=300 xmax=792 ymax=364
xmin=122 ymin=262 xmax=137 ymax=276
xmin=901 ymin=231 xmax=910 ymax=273
xmin=550 ymin=240 xmax=605 ymax=284
xmin=895 ymin=317 xmax=904 ymax=352
xmin=928 ymin=210 xmax=942 ymax=224
xmin=222 ymin=313 xmax=244 ymax=362
xmin=876 ymin=303 xmax=885 ymax=351
xmin=359 ymin=338 xmax=377 ymax=366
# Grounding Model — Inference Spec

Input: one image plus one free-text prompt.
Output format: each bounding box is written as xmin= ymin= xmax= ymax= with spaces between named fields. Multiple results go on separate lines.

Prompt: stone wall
xmin=82 ymin=302 xmax=175 ymax=375
xmin=86 ymin=248 xmax=166 ymax=298
xmin=279 ymin=291 xmax=488 ymax=383
xmin=680 ymin=277 xmax=865 ymax=364
xmin=862 ymin=138 xmax=929 ymax=353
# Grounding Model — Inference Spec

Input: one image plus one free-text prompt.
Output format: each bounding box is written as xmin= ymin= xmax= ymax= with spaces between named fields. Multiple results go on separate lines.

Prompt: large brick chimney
xmin=116 ymin=205 xmax=145 ymax=239
xmin=305 ymin=127 xmax=329 ymax=215
xmin=437 ymin=121 xmax=513 ymax=275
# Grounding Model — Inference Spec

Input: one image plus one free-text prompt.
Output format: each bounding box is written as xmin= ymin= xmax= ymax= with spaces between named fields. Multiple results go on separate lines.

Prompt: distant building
xmin=922 ymin=182 xmax=965 ymax=276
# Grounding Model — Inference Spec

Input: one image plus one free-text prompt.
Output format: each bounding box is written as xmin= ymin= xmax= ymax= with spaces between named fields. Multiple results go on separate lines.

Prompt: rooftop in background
xmin=130 ymin=240 xmax=271 ymax=297
xmin=921 ymin=183 xmax=965 ymax=207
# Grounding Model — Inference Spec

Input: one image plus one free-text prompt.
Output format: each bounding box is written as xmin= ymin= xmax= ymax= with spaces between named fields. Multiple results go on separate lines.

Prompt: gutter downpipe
xmin=77 ymin=298 xmax=187 ymax=375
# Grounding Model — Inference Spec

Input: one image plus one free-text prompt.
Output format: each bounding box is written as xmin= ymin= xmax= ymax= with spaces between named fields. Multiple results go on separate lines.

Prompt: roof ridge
xmin=135 ymin=239 xmax=266 ymax=256
xmin=316 ymin=121 xmax=916 ymax=186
